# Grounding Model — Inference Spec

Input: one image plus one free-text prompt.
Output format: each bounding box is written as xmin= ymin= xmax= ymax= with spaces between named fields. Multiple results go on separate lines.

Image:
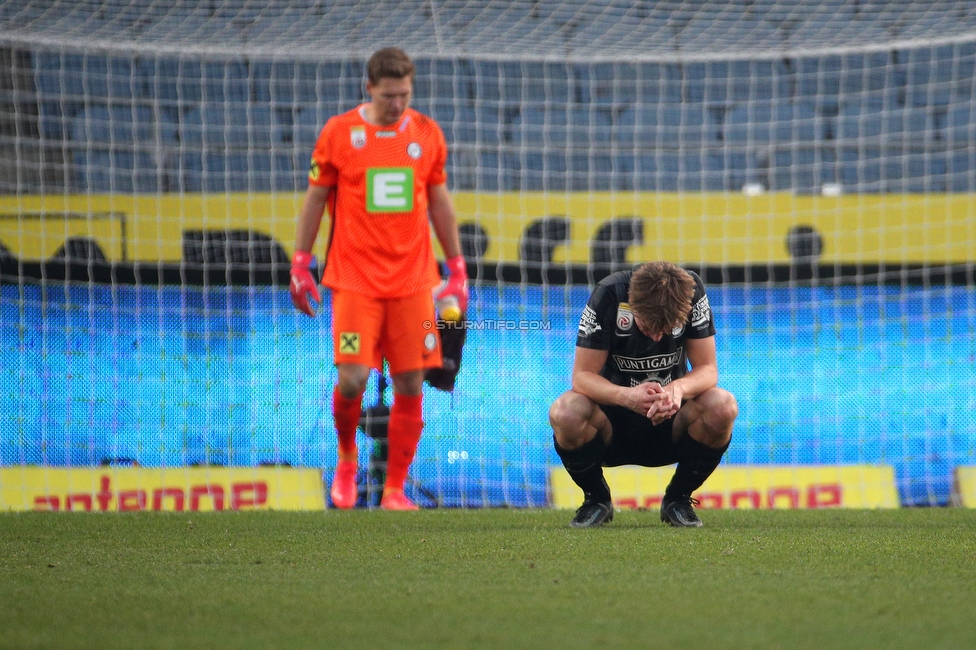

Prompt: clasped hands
xmin=623 ymin=381 xmax=682 ymax=425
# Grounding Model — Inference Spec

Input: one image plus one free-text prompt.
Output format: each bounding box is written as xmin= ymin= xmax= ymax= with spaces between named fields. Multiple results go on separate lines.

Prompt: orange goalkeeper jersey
xmin=308 ymin=105 xmax=447 ymax=298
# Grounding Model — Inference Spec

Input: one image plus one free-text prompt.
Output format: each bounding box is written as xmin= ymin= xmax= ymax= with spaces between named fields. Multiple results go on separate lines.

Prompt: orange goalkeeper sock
xmin=333 ymin=388 xmax=363 ymax=462
xmin=384 ymin=393 xmax=424 ymax=493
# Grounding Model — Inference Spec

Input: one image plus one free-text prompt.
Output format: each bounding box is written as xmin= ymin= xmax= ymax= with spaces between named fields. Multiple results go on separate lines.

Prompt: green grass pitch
xmin=2 ymin=508 xmax=976 ymax=649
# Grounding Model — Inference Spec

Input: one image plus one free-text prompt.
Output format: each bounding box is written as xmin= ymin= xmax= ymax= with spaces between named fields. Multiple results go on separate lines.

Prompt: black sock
xmin=554 ymin=435 xmax=611 ymax=503
xmin=664 ymin=435 xmax=729 ymax=500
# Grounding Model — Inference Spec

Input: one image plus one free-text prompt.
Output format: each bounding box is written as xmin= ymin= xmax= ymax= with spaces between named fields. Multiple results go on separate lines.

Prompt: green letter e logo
xmin=366 ymin=167 xmax=414 ymax=213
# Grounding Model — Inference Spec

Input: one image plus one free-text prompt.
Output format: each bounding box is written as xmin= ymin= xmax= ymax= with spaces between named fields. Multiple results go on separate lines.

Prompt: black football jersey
xmin=576 ymin=269 xmax=715 ymax=388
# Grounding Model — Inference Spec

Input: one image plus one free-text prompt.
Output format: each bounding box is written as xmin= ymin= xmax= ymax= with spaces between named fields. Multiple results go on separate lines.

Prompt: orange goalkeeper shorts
xmin=331 ymin=287 xmax=443 ymax=375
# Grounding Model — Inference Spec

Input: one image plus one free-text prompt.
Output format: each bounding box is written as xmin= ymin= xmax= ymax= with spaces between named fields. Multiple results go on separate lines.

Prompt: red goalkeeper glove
xmin=290 ymin=250 xmax=321 ymax=317
xmin=435 ymin=255 xmax=469 ymax=314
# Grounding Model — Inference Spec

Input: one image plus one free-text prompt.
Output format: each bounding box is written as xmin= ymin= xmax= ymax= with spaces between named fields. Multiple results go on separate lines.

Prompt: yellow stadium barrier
xmin=0 ymin=467 xmax=325 ymax=512
xmin=951 ymin=467 xmax=976 ymax=507
xmin=2 ymin=192 xmax=975 ymax=265
xmin=550 ymin=464 xmax=900 ymax=510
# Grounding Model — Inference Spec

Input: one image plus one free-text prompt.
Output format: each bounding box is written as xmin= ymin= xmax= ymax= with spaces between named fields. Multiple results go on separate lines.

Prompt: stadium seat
xmin=510 ymin=105 xmax=568 ymax=148
xmin=36 ymin=54 xmax=142 ymax=101
xmin=903 ymin=46 xmax=956 ymax=107
xmin=147 ymin=58 xmax=251 ymax=106
xmin=293 ymin=107 xmax=329 ymax=149
xmin=33 ymin=52 xmax=86 ymax=100
xmin=250 ymin=61 xmax=284 ymax=104
xmin=839 ymin=148 xmax=881 ymax=192
xmin=37 ymin=102 xmax=81 ymax=141
xmin=474 ymin=104 xmax=509 ymax=146
xmin=704 ymin=151 xmax=751 ymax=192
xmin=654 ymin=152 xmax=707 ymax=191
xmin=138 ymin=58 xmax=219 ymax=107
xmin=767 ymin=148 xmax=836 ymax=193
xmin=532 ymin=61 xmax=573 ymax=104
xmin=632 ymin=154 xmax=659 ymax=191
xmin=795 ymin=55 xmax=842 ymax=102
xmin=425 ymin=59 xmax=476 ymax=104
xmin=72 ymin=149 xmax=158 ymax=194
xmin=561 ymin=151 xmax=637 ymax=192
xmin=613 ymin=104 xmax=671 ymax=148
xmin=947 ymin=149 xmax=975 ymax=192
xmin=837 ymin=148 xmax=943 ymax=193
xmin=889 ymin=154 xmax=947 ymax=193
xmin=491 ymin=60 xmax=525 ymax=103
xmin=724 ymin=101 xmax=823 ymax=145
xmin=474 ymin=151 xmax=508 ymax=192
xmin=277 ymin=62 xmax=321 ymax=105
xmin=884 ymin=107 xmax=933 ymax=144
xmin=838 ymin=51 xmax=894 ymax=95
xmin=225 ymin=153 xmax=269 ymax=192
xmin=431 ymin=103 xmax=475 ymax=145
xmin=590 ymin=61 xmax=639 ymax=106
xmin=836 ymin=103 xmax=884 ymax=143
xmin=337 ymin=60 xmax=367 ymax=107
xmin=658 ymin=103 xmax=721 ymax=147
xmin=944 ymin=104 xmax=975 ymax=146
xmin=703 ymin=61 xmax=733 ymax=104
xmin=178 ymin=151 xmax=259 ymax=193
xmin=728 ymin=60 xmax=786 ymax=103
xmin=567 ymin=107 xmax=614 ymax=149
xmin=468 ymin=60 xmax=501 ymax=103
xmin=68 ymin=105 xmax=157 ymax=146
xmin=182 ymin=105 xmax=281 ymax=150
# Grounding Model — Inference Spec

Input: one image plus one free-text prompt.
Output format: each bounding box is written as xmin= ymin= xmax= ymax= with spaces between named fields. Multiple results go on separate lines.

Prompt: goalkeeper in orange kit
xmin=290 ymin=47 xmax=468 ymax=510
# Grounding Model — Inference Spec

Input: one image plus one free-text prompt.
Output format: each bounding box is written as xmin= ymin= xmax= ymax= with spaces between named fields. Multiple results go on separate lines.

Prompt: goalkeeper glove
xmin=290 ymin=250 xmax=321 ymax=317
xmin=435 ymin=255 xmax=469 ymax=314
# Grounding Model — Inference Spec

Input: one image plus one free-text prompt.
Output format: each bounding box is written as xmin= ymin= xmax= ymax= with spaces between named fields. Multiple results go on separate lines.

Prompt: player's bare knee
xmin=337 ymin=380 xmax=366 ymax=400
xmin=548 ymin=395 xmax=579 ymax=431
xmin=549 ymin=392 xmax=595 ymax=448
xmin=337 ymin=366 xmax=370 ymax=399
xmin=702 ymin=390 xmax=737 ymax=444
xmin=712 ymin=390 xmax=739 ymax=428
xmin=391 ymin=370 xmax=425 ymax=396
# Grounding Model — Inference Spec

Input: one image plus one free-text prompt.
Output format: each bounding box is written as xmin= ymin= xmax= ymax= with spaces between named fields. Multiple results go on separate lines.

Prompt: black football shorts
xmin=599 ymin=404 xmax=679 ymax=468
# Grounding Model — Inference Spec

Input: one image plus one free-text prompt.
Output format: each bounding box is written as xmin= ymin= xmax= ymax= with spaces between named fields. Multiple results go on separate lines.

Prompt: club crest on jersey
xmin=407 ymin=142 xmax=422 ymax=159
xmin=616 ymin=302 xmax=634 ymax=331
xmin=351 ymin=127 xmax=366 ymax=149
xmin=672 ymin=324 xmax=686 ymax=337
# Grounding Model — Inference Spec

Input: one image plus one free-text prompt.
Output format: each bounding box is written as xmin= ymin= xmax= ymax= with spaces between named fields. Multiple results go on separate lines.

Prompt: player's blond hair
xmin=367 ymin=47 xmax=415 ymax=84
xmin=628 ymin=262 xmax=696 ymax=335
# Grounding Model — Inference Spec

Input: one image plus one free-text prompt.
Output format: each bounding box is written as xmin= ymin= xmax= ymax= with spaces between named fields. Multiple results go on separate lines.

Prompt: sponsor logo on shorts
xmin=339 ymin=332 xmax=361 ymax=355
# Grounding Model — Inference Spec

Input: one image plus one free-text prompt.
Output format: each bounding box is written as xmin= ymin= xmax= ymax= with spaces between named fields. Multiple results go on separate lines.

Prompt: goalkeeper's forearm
xmin=295 ymin=185 xmax=330 ymax=253
xmin=428 ymin=183 xmax=462 ymax=259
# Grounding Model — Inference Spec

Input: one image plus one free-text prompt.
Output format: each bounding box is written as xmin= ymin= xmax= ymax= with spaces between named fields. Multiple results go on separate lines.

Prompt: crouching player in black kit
xmin=549 ymin=261 xmax=738 ymax=528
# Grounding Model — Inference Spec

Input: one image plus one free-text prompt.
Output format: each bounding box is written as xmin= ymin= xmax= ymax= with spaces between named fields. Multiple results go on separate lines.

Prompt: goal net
xmin=2 ymin=1 xmax=975 ymax=510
